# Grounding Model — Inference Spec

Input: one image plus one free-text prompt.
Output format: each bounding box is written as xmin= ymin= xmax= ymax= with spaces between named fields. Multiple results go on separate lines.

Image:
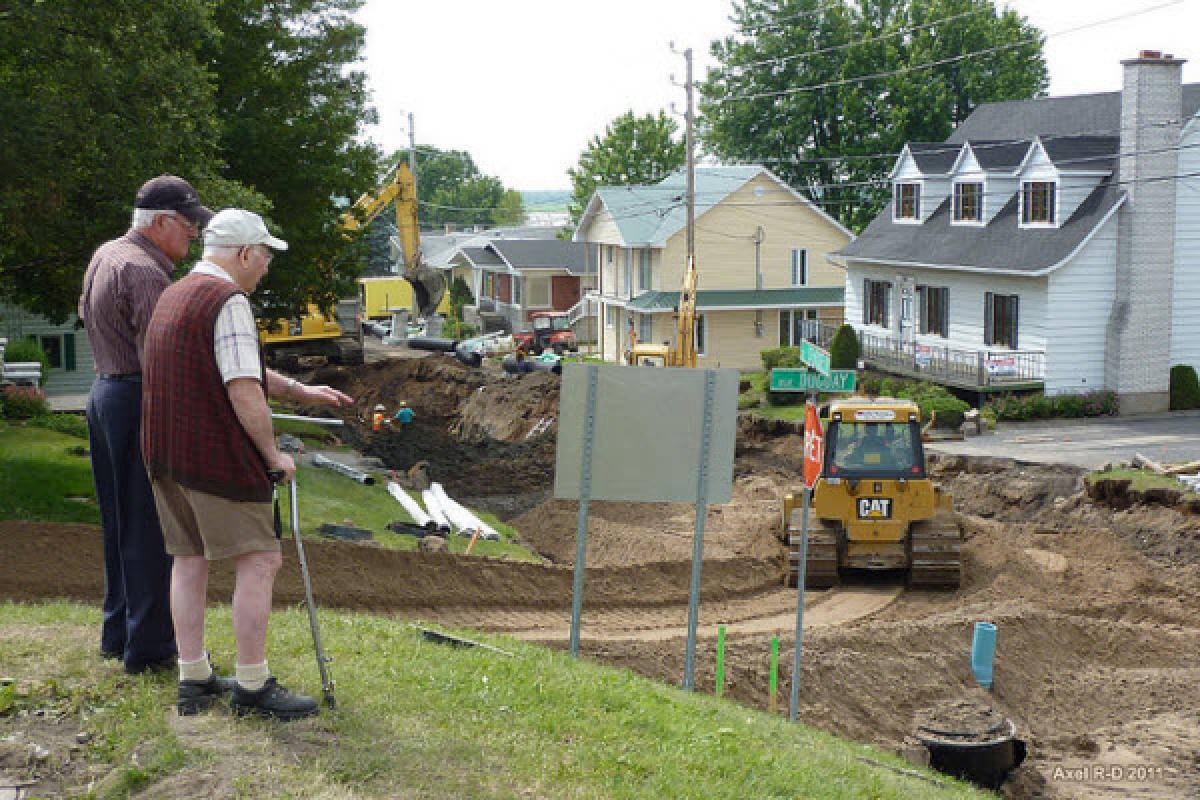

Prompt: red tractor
xmin=513 ymin=312 xmax=578 ymax=355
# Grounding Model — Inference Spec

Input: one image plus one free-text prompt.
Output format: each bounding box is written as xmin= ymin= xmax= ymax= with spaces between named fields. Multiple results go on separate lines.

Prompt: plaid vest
xmin=142 ymin=273 xmax=271 ymax=502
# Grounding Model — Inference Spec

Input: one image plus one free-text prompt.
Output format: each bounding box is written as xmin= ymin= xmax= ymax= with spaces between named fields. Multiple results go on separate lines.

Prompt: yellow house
xmin=574 ymin=166 xmax=853 ymax=370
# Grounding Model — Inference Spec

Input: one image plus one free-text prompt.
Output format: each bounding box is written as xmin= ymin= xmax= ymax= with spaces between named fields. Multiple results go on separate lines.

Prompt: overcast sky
xmin=355 ymin=0 xmax=1199 ymax=190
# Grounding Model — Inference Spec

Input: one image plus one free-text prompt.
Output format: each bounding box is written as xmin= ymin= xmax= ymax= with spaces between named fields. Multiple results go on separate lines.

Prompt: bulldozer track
xmin=909 ymin=511 xmax=963 ymax=589
xmin=786 ymin=514 xmax=840 ymax=589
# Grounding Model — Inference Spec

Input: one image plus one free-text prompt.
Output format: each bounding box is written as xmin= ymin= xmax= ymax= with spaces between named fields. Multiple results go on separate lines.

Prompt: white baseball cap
xmin=204 ymin=209 xmax=288 ymax=251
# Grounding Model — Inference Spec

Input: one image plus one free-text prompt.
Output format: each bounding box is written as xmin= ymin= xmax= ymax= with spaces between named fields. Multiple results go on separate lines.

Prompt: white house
xmin=837 ymin=51 xmax=1200 ymax=413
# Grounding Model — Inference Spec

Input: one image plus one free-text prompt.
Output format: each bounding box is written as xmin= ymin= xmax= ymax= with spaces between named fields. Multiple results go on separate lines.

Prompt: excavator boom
xmin=342 ymin=162 xmax=446 ymax=319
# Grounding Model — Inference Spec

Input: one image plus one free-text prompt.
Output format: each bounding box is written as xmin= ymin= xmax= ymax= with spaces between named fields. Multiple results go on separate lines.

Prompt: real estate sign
xmin=800 ymin=340 xmax=830 ymax=376
xmin=769 ymin=368 xmax=857 ymax=393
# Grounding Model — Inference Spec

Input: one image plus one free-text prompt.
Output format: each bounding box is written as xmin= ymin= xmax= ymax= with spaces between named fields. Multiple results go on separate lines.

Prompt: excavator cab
xmin=783 ymin=398 xmax=962 ymax=590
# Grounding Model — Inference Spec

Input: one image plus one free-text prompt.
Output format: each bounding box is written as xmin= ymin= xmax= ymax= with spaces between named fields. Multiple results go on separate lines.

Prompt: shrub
xmin=859 ymin=375 xmax=882 ymax=397
xmin=766 ymin=390 xmax=805 ymax=407
xmin=1170 ymin=364 xmax=1200 ymax=410
xmin=760 ymin=346 xmax=802 ymax=371
xmin=878 ymin=377 xmax=900 ymax=398
xmin=32 ymin=412 xmax=89 ymax=439
xmin=829 ymin=324 xmax=859 ymax=370
xmin=896 ymin=384 xmax=968 ymax=429
xmin=2 ymin=385 xmax=49 ymax=419
xmin=987 ymin=390 xmax=1117 ymax=421
xmin=3 ymin=337 xmax=50 ymax=386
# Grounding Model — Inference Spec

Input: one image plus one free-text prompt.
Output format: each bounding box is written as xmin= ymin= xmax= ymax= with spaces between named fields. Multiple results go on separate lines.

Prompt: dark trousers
xmin=86 ymin=377 xmax=176 ymax=670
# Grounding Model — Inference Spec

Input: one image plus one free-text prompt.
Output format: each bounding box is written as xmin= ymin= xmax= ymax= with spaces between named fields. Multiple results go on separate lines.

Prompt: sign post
xmin=789 ymin=400 xmax=823 ymax=722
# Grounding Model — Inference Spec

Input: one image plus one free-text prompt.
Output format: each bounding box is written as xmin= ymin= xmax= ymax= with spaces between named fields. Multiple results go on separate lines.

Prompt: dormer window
xmin=953 ymin=182 xmax=983 ymax=222
xmin=1021 ymin=181 xmax=1056 ymax=225
xmin=894 ymin=183 xmax=920 ymax=220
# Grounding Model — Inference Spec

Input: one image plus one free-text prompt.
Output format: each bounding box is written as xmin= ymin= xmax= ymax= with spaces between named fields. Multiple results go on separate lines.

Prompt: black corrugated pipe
xmin=406 ymin=336 xmax=459 ymax=353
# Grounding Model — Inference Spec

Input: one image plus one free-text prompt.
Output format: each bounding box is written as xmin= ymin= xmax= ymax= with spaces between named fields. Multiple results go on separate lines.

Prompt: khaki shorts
xmin=151 ymin=475 xmax=281 ymax=560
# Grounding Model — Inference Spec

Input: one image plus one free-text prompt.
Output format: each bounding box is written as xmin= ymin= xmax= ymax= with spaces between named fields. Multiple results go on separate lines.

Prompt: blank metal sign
xmin=554 ymin=364 xmax=738 ymax=503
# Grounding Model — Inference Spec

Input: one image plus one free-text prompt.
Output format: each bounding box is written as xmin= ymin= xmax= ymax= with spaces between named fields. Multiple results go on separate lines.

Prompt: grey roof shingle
xmin=586 ymin=166 xmax=766 ymax=246
xmin=1041 ymin=136 xmax=1120 ymax=172
xmin=840 ymin=182 xmax=1122 ymax=273
xmin=490 ymin=240 xmax=593 ymax=275
xmin=460 ymin=246 xmax=505 ymax=268
xmin=906 ymin=142 xmax=959 ymax=174
xmin=947 ymin=84 xmax=1200 ymax=142
xmin=971 ymin=140 xmax=1032 ymax=171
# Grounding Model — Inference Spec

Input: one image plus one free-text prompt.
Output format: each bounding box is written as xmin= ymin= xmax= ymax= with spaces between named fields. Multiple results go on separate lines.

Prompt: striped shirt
xmin=78 ymin=231 xmax=174 ymax=375
xmin=190 ymin=261 xmax=263 ymax=383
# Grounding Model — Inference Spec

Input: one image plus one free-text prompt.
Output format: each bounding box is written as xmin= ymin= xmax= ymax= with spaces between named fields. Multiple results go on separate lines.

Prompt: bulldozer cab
xmin=826 ymin=419 xmax=925 ymax=479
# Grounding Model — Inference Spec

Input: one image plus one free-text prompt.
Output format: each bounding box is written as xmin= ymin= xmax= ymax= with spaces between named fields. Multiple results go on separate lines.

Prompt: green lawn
xmin=0 ymin=416 xmax=540 ymax=562
xmin=0 ymin=601 xmax=988 ymax=800
xmin=1086 ymin=466 xmax=1188 ymax=492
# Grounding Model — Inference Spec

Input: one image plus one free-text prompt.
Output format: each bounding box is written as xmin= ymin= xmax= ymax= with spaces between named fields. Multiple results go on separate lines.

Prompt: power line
xmin=726 ymin=7 xmax=991 ymax=74
xmin=735 ymin=0 xmax=851 ymax=35
xmin=717 ymin=1 xmax=1183 ymax=103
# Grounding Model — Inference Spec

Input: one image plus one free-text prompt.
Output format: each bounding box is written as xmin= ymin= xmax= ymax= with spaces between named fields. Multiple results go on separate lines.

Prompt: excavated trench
xmin=4 ymin=353 xmax=1200 ymax=798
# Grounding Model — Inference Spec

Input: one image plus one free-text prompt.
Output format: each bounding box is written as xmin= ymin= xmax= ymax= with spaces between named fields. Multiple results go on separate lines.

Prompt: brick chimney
xmin=1105 ymin=50 xmax=1186 ymax=413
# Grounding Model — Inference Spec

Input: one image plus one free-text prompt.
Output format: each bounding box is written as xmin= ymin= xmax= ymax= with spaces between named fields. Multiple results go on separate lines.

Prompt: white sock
xmin=236 ymin=661 xmax=270 ymax=692
xmin=179 ymin=654 xmax=212 ymax=683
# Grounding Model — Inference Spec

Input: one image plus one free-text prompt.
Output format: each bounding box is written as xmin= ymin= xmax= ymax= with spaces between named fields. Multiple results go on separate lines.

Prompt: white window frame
xmin=790 ymin=248 xmax=808 ymax=286
xmin=916 ymin=285 xmax=949 ymax=337
xmin=1020 ymin=181 xmax=1057 ymax=227
xmin=863 ymin=279 xmax=892 ymax=328
xmin=779 ymin=309 xmax=819 ymax=346
xmin=638 ymin=249 xmax=652 ymax=291
xmin=952 ymin=181 xmax=984 ymax=225
xmin=984 ymin=292 xmax=1019 ymax=349
xmin=893 ymin=182 xmax=921 ymax=223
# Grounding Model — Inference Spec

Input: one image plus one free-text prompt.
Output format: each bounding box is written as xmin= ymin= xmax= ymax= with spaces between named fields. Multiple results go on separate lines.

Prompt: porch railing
xmin=856 ymin=329 xmax=1044 ymax=386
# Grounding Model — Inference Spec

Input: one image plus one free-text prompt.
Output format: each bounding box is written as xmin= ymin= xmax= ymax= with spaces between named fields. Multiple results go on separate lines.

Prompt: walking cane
xmin=270 ymin=469 xmax=337 ymax=709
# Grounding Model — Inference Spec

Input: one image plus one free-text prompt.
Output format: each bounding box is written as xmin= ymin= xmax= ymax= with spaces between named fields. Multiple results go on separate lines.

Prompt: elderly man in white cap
xmin=141 ymin=209 xmax=352 ymax=720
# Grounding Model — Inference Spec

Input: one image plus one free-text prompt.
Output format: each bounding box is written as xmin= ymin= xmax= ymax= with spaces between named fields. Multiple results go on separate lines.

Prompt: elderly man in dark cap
xmin=78 ymin=175 xmax=213 ymax=674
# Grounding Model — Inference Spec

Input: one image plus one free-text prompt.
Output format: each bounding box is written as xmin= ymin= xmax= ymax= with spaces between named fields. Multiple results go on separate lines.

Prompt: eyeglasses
xmin=170 ymin=213 xmax=198 ymax=233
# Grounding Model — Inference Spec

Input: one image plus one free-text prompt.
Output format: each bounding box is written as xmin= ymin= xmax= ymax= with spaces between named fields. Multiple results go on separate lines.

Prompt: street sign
xmin=769 ymin=368 xmax=857 ymax=393
xmin=800 ymin=340 xmax=830 ymax=376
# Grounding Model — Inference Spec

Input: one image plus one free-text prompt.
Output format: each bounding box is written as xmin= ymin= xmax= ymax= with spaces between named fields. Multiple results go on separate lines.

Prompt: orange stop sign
xmin=803 ymin=402 xmax=823 ymax=489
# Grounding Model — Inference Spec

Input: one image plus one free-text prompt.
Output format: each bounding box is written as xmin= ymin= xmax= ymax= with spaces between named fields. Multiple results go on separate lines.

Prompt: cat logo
xmin=857 ymin=497 xmax=892 ymax=519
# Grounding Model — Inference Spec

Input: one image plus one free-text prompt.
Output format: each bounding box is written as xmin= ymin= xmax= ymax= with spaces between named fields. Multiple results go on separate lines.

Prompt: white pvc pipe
xmin=420 ymin=488 xmax=452 ymax=532
xmin=432 ymin=482 xmax=501 ymax=541
xmin=386 ymin=482 xmax=434 ymax=529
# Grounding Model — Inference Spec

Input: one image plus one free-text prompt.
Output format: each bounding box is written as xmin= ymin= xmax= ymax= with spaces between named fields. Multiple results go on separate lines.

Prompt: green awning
xmin=626 ymin=287 xmax=844 ymax=312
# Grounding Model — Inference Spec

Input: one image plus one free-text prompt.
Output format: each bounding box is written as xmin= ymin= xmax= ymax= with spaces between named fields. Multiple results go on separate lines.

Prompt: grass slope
xmin=0 ymin=602 xmax=986 ymax=799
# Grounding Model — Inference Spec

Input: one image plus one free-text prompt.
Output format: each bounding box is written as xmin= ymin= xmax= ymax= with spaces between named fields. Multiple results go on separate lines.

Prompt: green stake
xmin=769 ymin=636 xmax=779 ymax=714
xmin=715 ymin=624 xmax=726 ymax=697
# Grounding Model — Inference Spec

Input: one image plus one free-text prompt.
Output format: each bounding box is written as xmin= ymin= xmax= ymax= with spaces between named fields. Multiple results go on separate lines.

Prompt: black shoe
xmin=100 ymin=648 xmax=122 ymax=661
xmin=177 ymin=672 xmax=237 ymax=716
xmin=125 ymin=654 xmax=178 ymax=675
xmin=230 ymin=677 xmax=318 ymax=721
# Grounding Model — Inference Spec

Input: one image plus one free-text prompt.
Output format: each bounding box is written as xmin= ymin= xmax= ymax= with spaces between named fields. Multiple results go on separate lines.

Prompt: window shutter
xmin=800 ymin=249 xmax=807 ymax=285
xmin=940 ymin=290 xmax=949 ymax=338
xmin=984 ymin=292 xmax=994 ymax=346
xmin=64 ymin=333 xmax=76 ymax=371
xmin=1048 ymin=184 xmax=1056 ymax=224
xmin=1011 ymin=295 xmax=1019 ymax=349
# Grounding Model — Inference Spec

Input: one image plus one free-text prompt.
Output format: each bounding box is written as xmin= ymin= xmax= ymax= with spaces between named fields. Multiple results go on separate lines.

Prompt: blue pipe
xmin=972 ymin=621 xmax=997 ymax=689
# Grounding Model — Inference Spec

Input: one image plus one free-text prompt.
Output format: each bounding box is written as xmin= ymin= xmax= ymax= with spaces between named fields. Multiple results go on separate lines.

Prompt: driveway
xmin=925 ymin=410 xmax=1200 ymax=470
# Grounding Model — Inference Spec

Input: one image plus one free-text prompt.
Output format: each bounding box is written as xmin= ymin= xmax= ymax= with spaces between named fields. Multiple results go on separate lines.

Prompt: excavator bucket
xmin=404 ymin=263 xmax=446 ymax=320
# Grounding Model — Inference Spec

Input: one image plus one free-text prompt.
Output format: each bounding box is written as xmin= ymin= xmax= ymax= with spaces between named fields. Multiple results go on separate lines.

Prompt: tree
xmin=568 ymin=111 xmax=686 ymax=224
xmin=404 ymin=147 xmax=525 ymax=231
xmin=829 ymin=324 xmax=860 ymax=369
xmin=201 ymin=0 xmax=382 ymax=318
xmin=699 ymin=0 xmax=1047 ymax=231
xmin=0 ymin=1 xmax=228 ymax=321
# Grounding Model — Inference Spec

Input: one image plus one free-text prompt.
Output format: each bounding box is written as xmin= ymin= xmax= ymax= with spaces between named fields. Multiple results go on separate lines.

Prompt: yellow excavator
xmin=258 ymin=162 xmax=447 ymax=367
xmin=627 ymin=253 xmax=698 ymax=367
xmin=341 ymin=161 xmax=448 ymax=321
xmin=782 ymin=397 xmax=963 ymax=589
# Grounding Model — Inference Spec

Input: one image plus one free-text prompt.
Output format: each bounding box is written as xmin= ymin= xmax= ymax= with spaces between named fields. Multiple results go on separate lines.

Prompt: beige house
xmin=574 ymin=165 xmax=853 ymax=370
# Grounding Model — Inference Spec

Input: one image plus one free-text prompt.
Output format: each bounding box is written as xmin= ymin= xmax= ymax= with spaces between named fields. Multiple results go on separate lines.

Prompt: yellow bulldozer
xmin=782 ymin=397 xmax=962 ymax=589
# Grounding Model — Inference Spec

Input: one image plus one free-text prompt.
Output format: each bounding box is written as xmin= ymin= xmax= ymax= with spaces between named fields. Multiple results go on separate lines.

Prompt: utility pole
xmin=406 ymin=111 xmax=418 ymax=190
xmin=683 ymin=48 xmax=695 ymax=267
